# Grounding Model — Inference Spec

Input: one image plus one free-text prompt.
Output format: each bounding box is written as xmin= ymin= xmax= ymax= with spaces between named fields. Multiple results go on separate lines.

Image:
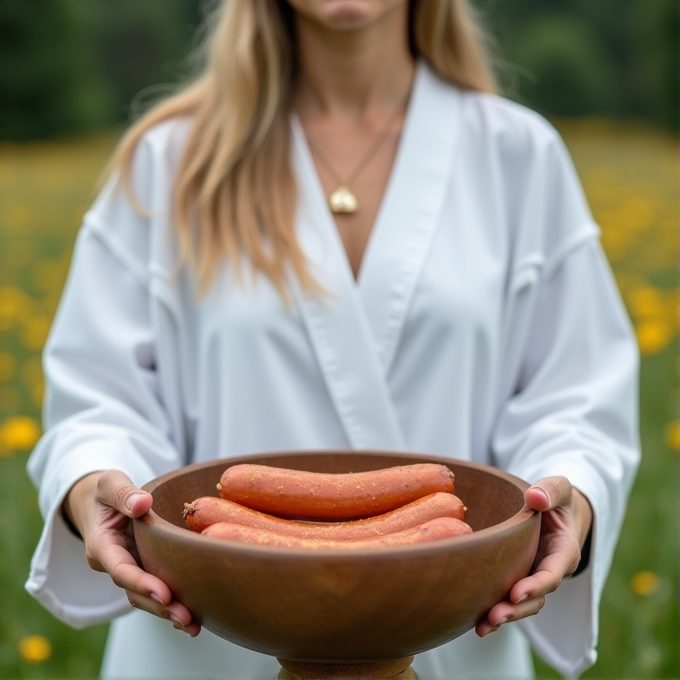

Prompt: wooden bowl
xmin=134 ymin=451 xmax=540 ymax=664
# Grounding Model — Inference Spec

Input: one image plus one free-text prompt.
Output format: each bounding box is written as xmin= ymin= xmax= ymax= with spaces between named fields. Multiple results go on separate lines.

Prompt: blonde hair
xmin=114 ymin=0 xmax=497 ymax=297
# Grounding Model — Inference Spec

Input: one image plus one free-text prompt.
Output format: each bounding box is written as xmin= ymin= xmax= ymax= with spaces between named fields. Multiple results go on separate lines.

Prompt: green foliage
xmin=482 ymin=0 xmax=678 ymax=126
xmin=628 ymin=0 xmax=679 ymax=128
xmin=91 ymin=0 xmax=199 ymax=125
xmin=0 ymin=0 xmax=113 ymax=140
xmin=508 ymin=14 xmax=620 ymax=116
xmin=1 ymin=0 xmax=676 ymax=139
xmin=0 ymin=0 xmax=197 ymax=141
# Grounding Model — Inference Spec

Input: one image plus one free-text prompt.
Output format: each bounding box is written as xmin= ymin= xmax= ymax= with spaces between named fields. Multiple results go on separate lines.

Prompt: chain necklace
xmin=304 ymin=102 xmax=404 ymax=214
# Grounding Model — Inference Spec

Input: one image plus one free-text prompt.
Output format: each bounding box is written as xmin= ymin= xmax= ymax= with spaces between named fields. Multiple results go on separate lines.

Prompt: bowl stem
xmin=277 ymin=657 xmax=416 ymax=679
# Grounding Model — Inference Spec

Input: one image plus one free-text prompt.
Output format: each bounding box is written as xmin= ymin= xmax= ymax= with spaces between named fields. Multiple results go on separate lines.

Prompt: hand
xmin=63 ymin=470 xmax=201 ymax=637
xmin=475 ymin=475 xmax=593 ymax=637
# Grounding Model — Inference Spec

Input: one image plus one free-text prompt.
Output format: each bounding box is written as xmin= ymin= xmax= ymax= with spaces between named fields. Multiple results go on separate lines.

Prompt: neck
xmin=293 ymin=6 xmax=415 ymax=121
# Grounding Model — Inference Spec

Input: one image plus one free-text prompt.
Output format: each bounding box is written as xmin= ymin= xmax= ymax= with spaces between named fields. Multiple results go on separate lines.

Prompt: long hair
xmin=113 ymin=0 xmax=497 ymax=297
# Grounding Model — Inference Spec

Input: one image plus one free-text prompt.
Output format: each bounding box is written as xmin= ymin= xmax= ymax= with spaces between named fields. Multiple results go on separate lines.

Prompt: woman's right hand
xmin=63 ymin=470 xmax=201 ymax=637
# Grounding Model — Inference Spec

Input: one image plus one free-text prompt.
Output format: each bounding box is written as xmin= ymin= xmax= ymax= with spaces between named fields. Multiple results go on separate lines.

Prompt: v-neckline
xmin=290 ymin=61 xmax=424 ymax=287
xmin=291 ymin=62 xmax=463 ymax=376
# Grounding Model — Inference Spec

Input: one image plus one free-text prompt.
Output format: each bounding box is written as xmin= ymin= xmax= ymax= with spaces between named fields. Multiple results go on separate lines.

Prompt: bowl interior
xmin=146 ymin=450 xmax=528 ymax=534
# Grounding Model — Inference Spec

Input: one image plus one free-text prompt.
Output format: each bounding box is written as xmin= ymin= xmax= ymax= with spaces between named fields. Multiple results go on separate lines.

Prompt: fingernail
xmin=531 ymin=488 xmax=549 ymax=504
xmin=169 ymin=614 xmax=184 ymax=629
xmin=125 ymin=493 xmax=145 ymax=512
xmin=494 ymin=618 xmax=509 ymax=628
xmin=149 ymin=592 xmax=164 ymax=604
xmin=516 ymin=594 xmax=529 ymax=603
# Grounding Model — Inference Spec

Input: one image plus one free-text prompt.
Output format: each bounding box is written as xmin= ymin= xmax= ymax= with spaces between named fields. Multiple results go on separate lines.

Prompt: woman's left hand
xmin=475 ymin=475 xmax=593 ymax=637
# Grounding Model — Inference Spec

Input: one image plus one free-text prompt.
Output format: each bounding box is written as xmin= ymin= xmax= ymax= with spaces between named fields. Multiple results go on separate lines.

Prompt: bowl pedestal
xmin=276 ymin=656 xmax=417 ymax=679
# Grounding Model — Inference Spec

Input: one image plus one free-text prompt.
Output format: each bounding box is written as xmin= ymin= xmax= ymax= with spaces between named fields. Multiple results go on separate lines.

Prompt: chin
xmin=293 ymin=0 xmax=403 ymax=31
xmin=324 ymin=0 xmax=375 ymax=24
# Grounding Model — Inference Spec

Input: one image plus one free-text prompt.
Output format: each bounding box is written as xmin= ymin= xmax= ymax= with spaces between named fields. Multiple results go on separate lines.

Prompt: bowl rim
xmin=136 ymin=450 xmax=538 ymax=559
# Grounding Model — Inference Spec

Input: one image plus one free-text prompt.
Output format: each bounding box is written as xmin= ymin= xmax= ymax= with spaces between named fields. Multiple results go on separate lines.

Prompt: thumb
xmin=95 ymin=470 xmax=153 ymax=518
xmin=525 ymin=475 xmax=572 ymax=512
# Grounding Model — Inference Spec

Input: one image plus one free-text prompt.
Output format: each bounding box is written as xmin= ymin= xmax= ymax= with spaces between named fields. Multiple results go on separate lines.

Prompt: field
xmin=0 ymin=120 xmax=677 ymax=679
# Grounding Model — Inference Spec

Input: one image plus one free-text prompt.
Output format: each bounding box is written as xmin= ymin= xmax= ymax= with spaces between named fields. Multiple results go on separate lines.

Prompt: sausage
xmin=216 ymin=463 xmax=455 ymax=520
xmin=184 ymin=492 xmax=465 ymax=538
xmin=201 ymin=516 xmax=473 ymax=549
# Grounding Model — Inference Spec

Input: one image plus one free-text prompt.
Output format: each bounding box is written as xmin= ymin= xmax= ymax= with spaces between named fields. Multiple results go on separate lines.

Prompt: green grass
xmin=0 ymin=134 xmax=117 ymax=679
xmin=0 ymin=121 xmax=677 ymax=678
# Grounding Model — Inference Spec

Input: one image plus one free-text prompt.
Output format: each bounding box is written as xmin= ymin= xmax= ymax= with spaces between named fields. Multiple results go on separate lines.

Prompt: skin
xmin=475 ymin=477 xmax=592 ymax=637
xmin=63 ymin=470 xmax=201 ymax=637
xmin=63 ymin=0 xmax=593 ymax=640
xmin=291 ymin=0 xmax=415 ymax=278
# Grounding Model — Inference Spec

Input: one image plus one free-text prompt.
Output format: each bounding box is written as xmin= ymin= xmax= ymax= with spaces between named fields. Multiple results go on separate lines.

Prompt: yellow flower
xmin=665 ymin=421 xmax=680 ymax=452
xmin=635 ymin=320 xmax=672 ymax=354
xmin=18 ymin=635 xmax=52 ymax=663
xmin=0 ymin=286 xmax=33 ymax=331
xmin=627 ymin=286 xmax=668 ymax=319
xmin=630 ymin=571 xmax=660 ymax=597
xmin=0 ymin=416 xmax=42 ymax=452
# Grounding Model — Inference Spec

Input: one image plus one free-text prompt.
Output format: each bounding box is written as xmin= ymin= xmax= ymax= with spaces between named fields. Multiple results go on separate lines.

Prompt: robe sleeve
xmin=492 ymin=131 xmax=640 ymax=677
xmin=24 ymin=133 xmax=185 ymax=629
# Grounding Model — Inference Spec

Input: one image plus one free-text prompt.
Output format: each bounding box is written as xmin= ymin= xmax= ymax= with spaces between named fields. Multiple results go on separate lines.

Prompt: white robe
xmin=25 ymin=62 xmax=639 ymax=679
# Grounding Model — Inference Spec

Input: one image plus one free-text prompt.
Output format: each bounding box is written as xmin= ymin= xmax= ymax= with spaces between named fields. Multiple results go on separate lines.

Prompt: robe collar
xmin=289 ymin=61 xmax=463 ymax=450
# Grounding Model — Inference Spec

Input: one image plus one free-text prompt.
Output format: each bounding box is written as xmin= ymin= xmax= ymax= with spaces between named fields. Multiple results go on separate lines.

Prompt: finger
xmin=89 ymin=530 xmax=201 ymax=636
xmin=509 ymin=551 xmax=577 ymax=603
xmin=96 ymin=470 xmax=153 ymax=518
xmin=94 ymin=541 xmax=174 ymax=605
xmin=525 ymin=476 xmax=572 ymax=512
xmin=126 ymin=591 xmax=201 ymax=637
xmin=476 ymin=595 xmax=546 ymax=637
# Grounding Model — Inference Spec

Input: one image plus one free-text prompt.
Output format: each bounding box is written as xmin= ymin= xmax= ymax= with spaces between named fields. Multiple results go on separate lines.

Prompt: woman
xmin=25 ymin=0 xmax=639 ymax=678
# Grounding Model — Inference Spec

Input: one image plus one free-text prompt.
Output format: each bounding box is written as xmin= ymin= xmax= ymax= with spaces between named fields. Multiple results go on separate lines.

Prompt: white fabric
xmin=25 ymin=62 xmax=639 ymax=679
xmin=101 ymin=611 xmax=533 ymax=680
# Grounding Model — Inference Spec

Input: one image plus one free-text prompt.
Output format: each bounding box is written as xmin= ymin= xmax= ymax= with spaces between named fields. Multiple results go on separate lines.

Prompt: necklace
xmin=304 ymin=102 xmax=404 ymax=214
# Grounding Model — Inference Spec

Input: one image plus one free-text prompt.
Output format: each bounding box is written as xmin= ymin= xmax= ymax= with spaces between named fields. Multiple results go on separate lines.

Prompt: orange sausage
xmin=184 ymin=492 xmax=465 ymax=538
xmin=201 ymin=516 xmax=473 ymax=549
xmin=217 ymin=463 xmax=455 ymax=520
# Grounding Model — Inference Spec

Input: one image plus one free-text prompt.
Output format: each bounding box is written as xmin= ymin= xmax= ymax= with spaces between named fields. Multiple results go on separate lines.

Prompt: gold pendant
xmin=329 ymin=185 xmax=359 ymax=214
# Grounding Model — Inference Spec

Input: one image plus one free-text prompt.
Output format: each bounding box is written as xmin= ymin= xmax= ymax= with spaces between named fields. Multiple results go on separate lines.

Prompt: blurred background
xmin=0 ymin=0 xmax=677 ymax=678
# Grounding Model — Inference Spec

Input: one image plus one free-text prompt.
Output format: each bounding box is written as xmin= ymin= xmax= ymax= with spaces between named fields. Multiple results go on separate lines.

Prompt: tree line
xmin=0 ymin=0 xmax=676 ymax=141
